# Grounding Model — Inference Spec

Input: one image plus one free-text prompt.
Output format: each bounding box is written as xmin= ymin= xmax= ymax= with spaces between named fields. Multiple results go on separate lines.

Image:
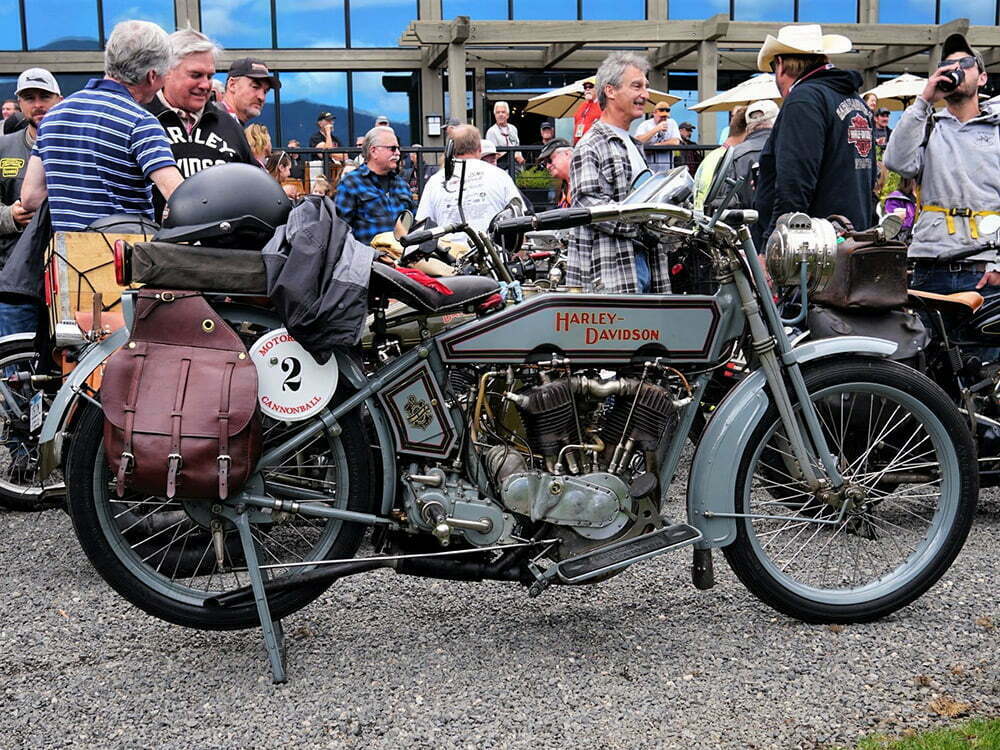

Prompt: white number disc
xmin=250 ymin=328 xmax=338 ymax=422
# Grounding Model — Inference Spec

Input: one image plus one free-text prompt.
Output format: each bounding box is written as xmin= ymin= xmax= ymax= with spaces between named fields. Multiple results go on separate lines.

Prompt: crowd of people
xmin=1 ymin=16 xmax=996 ymax=322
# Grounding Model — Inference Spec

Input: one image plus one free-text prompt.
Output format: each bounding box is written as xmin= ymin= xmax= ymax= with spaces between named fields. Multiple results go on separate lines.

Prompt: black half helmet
xmin=154 ymin=163 xmax=292 ymax=249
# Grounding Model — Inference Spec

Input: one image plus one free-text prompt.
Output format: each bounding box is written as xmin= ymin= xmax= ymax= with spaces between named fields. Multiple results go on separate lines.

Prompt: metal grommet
xmin=238 ymin=352 xmax=246 ymax=360
xmin=128 ymin=342 xmax=136 ymax=349
xmin=202 ymin=319 xmax=215 ymax=333
xmin=161 ymin=291 xmax=175 ymax=302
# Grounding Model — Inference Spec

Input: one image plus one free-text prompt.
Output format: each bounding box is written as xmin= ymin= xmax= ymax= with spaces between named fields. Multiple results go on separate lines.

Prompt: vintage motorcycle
xmin=38 ymin=165 xmax=977 ymax=683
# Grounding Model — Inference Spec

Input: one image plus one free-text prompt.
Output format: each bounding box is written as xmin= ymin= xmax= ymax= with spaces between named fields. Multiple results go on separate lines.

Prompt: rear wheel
xmin=723 ymin=359 xmax=977 ymax=623
xmin=0 ymin=336 xmax=64 ymax=511
xmin=66 ymin=400 xmax=372 ymax=630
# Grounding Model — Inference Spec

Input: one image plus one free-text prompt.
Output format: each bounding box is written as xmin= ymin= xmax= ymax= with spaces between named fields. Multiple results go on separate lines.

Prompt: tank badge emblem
xmin=405 ymin=395 xmax=433 ymax=429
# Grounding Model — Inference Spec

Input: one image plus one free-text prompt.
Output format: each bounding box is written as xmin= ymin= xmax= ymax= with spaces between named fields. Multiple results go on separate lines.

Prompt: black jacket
xmin=145 ymin=96 xmax=257 ymax=219
xmin=262 ymin=195 xmax=375 ymax=364
xmin=0 ymin=200 xmax=51 ymax=304
xmin=755 ymin=68 xmax=878 ymax=244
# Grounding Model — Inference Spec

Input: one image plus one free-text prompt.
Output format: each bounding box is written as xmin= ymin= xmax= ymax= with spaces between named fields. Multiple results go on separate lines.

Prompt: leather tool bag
xmin=101 ymin=290 xmax=261 ymax=500
xmin=811 ymin=216 xmax=909 ymax=311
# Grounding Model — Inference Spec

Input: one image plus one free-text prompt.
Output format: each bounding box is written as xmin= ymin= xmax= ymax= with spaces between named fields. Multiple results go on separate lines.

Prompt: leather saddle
xmin=368 ymin=262 xmax=501 ymax=314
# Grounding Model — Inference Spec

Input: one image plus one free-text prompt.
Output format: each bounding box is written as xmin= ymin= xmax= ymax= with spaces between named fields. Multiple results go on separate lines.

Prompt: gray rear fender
xmin=687 ymin=336 xmax=898 ymax=548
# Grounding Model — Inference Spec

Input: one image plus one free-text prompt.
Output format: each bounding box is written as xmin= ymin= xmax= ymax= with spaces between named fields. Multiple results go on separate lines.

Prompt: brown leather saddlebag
xmin=811 ymin=223 xmax=909 ymax=311
xmin=101 ymin=290 xmax=261 ymax=500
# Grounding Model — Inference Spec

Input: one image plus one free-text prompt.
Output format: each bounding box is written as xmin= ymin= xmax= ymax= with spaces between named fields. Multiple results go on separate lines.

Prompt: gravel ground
xmin=2 ymin=490 xmax=998 ymax=750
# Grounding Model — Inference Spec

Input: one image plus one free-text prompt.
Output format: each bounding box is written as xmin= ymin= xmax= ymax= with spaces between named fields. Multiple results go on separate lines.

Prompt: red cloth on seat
xmin=394 ymin=266 xmax=454 ymax=295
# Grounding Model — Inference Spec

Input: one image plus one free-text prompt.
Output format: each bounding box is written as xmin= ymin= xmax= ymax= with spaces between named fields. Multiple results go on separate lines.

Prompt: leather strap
xmin=116 ymin=345 xmax=146 ymax=497
xmin=166 ymin=358 xmax=191 ymax=498
xmin=217 ymin=360 xmax=235 ymax=499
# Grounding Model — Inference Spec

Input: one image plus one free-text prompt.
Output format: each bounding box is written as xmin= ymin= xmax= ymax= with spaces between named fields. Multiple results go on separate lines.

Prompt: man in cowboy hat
xmin=884 ymin=33 xmax=1000 ymax=297
xmin=753 ymin=24 xmax=877 ymax=247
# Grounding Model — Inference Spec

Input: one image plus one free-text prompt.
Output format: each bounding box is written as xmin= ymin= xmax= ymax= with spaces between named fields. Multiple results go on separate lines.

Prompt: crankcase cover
xmin=501 ymin=471 xmax=629 ymax=528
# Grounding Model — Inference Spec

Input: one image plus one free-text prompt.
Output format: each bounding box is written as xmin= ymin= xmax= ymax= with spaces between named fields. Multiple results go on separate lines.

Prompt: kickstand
xmin=230 ymin=510 xmax=287 ymax=684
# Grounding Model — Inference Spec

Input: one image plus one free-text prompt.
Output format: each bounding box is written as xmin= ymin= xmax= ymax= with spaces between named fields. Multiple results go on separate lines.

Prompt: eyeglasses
xmin=374 ymin=144 xmax=400 ymax=152
xmin=936 ymin=55 xmax=980 ymax=71
xmin=656 ymin=108 xmax=671 ymax=113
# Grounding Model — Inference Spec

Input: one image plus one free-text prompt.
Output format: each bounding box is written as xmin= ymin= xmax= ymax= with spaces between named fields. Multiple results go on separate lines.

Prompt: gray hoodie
xmin=883 ymin=97 xmax=1000 ymax=266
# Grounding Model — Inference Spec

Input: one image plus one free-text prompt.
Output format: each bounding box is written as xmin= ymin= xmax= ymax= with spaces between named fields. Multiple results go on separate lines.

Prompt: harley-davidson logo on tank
xmin=437 ymin=295 xmax=722 ymax=363
xmin=250 ymin=328 xmax=339 ymax=422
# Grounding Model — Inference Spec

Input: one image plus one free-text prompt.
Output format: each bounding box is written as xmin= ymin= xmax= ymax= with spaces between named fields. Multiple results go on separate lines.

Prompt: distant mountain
xmin=265 ymin=100 xmax=412 ymax=147
xmin=36 ymin=37 xmax=101 ymax=51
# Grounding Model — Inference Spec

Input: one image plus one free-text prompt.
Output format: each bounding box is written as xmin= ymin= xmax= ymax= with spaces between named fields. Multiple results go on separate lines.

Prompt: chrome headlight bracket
xmin=765 ymin=212 xmax=838 ymax=294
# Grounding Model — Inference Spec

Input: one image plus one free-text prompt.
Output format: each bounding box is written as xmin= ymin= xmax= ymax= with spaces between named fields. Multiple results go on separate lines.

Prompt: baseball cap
xmin=540 ymin=120 xmax=554 ymax=130
xmin=745 ymin=99 xmax=779 ymax=122
xmin=537 ymin=137 xmax=571 ymax=165
xmin=16 ymin=68 xmax=60 ymax=96
xmin=227 ymin=57 xmax=281 ymax=89
xmin=317 ymin=111 xmax=335 ymax=121
xmin=678 ymin=121 xmax=696 ymax=130
xmin=582 ymin=81 xmax=595 ymax=89
xmin=480 ymin=139 xmax=497 ymax=157
xmin=875 ymin=107 xmax=890 ymax=116
xmin=446 ymin=116 xmax=463 ymax=127
xmin=375 ymin=114 xmax=390 ymax=125
xmin=941 ymin=32 xmax=985 ymax=71
xmin=654 ymin=102 xmax=672 ymax=111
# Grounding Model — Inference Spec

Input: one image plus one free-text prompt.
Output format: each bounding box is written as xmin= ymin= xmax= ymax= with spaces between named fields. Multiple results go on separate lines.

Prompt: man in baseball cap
xmin=222 ymin=57 xmax=279 ymax=124
xmin=0 ymin=67 xmax=62 ymax=334
xmin=375 ymin=114 xmax=390 ymax=127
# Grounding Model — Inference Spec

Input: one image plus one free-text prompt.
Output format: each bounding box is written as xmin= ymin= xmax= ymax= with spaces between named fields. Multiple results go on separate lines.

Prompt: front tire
xmin=722 ymin=358 xmax=977 ymax=623
xmin=66 ymin=401 xmax=372 ymax=630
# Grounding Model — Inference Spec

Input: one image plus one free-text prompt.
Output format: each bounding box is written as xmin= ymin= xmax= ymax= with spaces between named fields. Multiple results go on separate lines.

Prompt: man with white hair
xmin=727 ymin=99 xmax=778 ymax=234
xmin=334 ymin=125 xmax=413 ymax=244
xmin=485 ymin=101 xmax=524 ymax=171
xmin=417 ymin=124 xmax=519 ymax=244
xmin=20 ymin=20 xmax=182 ymax=230
xmin=145 ymin=29 xmax=256 ymax=216
xmin=568 ymin=51 xmax=668 ymax=294
xmin=753 ymin=24 xmax=877 ymax=243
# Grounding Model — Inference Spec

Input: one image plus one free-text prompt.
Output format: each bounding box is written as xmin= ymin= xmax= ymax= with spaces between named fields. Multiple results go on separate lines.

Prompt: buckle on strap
xmin=115 ymin=452 xmax=134 ymax=498
xmin=948 ymin=207 xmax=973 ymax=218
xmin=166 ymin=453 xmax=183 ymax=499
xmin=217 ymin=455 xmax=232 ymax=500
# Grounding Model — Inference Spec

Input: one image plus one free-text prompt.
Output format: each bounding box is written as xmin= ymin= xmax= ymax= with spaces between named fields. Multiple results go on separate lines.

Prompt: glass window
xmin=443 ymin=0 xmax=508 ymax=19
xmin=0 ymin=6 xmax=21 ymax=51
xmin=940 ymin=0 xmax=994 ymax=24
xmin=351 ymin=72 xmax=417 ymax=144
xmin=582 ymin=0 xmax=644 ymax=19
xmin=349 ymin=0 xmax=418 ymax=47
xmin=733 ymin=0 xmax=793 ymax=22
xmin=25 ymin=0 xmax=99 ymax=50
xmin=668 ymin=0 xmax=727 ymax=19
xmin=513 ymin=0 xmax=577 ymax=18
xmin=102 ymin=0 xmax=175 ymax=36
xmin=276 ymin=0 xmax=345 ymax=48
xmin=201 ymin=0 xmax=272 ymax=49
xmin=796 ymin=0 xmax=856 ymax=21
xmin=277 ymin=71 xmax=349 ymax=149
xmin=879 ymin=0 xmax=935 ymax=24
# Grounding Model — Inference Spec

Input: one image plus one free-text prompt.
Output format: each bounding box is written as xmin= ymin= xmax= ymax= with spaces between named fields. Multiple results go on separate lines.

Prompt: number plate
xmin=29 ymin=391 xmax=43 ymax=433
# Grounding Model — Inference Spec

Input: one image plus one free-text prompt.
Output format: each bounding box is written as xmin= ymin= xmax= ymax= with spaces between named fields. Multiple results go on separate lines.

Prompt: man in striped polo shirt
xmin=20 ymin=20 xmax=182 ymax=231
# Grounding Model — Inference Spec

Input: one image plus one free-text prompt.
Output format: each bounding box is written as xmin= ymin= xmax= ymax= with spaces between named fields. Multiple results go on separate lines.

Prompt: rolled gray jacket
xmin=883 ymin=97 xmax=1000 ymax=268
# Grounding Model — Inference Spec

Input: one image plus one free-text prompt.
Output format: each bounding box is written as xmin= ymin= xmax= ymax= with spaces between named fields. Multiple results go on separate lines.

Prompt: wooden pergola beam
xmin=543 ymin=42 xmax=585 ymax=68
xmin=422 ymin=44 xmax=448 ymax=69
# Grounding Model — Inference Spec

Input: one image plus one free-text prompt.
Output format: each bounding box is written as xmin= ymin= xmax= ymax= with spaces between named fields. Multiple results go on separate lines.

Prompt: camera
xmin=936 ymin=68 xmax=964 ymax=92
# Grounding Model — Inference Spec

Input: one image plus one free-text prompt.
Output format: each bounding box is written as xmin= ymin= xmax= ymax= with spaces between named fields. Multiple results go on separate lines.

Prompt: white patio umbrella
xmin=525 ymin=76 xmax=680 ymax=118
xmin=691 ymin=73 xmax=782 ymax=113
xmin=862 ymin=73 xmax=928 ymax=111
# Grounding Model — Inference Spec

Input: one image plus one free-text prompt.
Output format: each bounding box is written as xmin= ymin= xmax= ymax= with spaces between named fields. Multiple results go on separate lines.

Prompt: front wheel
xmin=66 ymin=401 xmax=372 ymax=630
xmin=722 ymin=358 xmax=977 ymax=623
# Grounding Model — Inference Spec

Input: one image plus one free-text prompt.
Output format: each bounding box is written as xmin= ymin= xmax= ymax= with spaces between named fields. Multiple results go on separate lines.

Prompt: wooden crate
xmin=48 ymin=231 xmax=145 ymax=322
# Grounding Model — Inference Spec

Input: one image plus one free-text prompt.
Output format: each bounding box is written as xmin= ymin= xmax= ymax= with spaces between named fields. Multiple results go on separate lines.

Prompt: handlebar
xmin=939 ymin=242 xmax=999 ymax=263
xmin=399 ymin=222 xmax=463 ymax=246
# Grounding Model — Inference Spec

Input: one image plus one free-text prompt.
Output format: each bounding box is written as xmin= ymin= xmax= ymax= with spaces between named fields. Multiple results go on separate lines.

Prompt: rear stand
xmin=229 ymin=510 xmax=287 ymax=683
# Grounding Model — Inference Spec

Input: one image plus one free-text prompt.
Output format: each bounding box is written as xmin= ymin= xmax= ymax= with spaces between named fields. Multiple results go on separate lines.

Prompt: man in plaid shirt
xmin=334 ymin=126 xmax=413 ymax=243
xmin=568 ymin=52 xmax=670 ymax=294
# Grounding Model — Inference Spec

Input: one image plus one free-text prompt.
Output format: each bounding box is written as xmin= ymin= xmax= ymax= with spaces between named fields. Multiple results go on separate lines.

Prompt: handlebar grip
xmin=939 ymin=244 xmax=996 ymax=262
xmin=399 ymin=229 xmax=436 ymax=246
xmin=494 ymin=216 xmax=537 ymax=233
xmin=533 ymin=208 xmax=593 ymax=230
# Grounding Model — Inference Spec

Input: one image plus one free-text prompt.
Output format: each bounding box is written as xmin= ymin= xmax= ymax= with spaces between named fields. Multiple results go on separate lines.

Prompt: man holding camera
xmin=884 ymin=33 xmax=1000 ymax=295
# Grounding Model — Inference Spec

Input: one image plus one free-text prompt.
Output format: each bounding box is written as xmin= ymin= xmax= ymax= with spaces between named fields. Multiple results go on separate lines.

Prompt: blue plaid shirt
xmin=333 ymin=164 xmax=413 ymax=244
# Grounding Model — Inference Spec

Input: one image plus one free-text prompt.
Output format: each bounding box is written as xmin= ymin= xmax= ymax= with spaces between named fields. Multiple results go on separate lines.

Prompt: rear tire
xmin=723 ymin=358 xmax=977 ymax=623
xmin=66 ymin=401 xmax=372 ymax=630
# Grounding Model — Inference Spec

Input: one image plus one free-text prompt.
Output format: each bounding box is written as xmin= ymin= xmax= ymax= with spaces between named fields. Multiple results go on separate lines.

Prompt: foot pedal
xmin=556 ymin=523 xmax=702 ymax=584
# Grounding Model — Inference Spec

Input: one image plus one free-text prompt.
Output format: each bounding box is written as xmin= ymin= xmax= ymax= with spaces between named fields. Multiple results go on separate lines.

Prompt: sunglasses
xmin=656 ymin=108 xmax=671 ymax=113
xmin=374 ymin=144 xmax=400 ymax=152
xmin=937 ymin=55 xmax=980 ymax=71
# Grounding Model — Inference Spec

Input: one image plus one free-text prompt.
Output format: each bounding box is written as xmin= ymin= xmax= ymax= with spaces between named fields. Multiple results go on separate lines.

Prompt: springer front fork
xmin=728 ymin=229 xmax=844 ymax=492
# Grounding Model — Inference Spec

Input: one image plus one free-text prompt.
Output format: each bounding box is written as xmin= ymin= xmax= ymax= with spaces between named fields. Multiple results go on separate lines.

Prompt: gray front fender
xmin=687 ymin=336 xmax=897 ymax=548
xmin=38 ymin=327 xmax=130 ymax=479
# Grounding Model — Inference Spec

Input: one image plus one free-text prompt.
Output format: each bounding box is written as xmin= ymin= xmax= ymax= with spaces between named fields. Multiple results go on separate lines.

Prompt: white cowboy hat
xmin=757 ymin=24 xmax=853 ymax=73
